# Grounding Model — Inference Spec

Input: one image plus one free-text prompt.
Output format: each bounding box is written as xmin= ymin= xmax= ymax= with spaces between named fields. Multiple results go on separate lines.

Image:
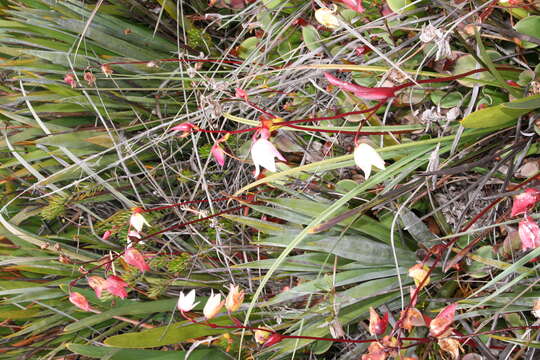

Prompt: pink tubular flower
xmin=211 ymin=142 xmax=226 ymax=167
xmin=124 ymin=247 xmax=150 ymax=272
xmin=69 ymin=292 xmax=91 ymax=311
xmin=105 ymin=275 xmax=129 ymax=299
xmin=262 ymin=333 xmax=284 ymax=347
xmin=88 ymin=276 xmax=107 ymax=298
xmin=519 ymin=216 xmax=540 ymax=251
xmin=101 ymin=64 xmax=113 ymax=77
xmin=84 ymin=71 xmax=96 ymax=86
xmin=171 ymin=122 xmax=198 ymax=137
xmin=64 ymin=73 xmax=76 ymax=88
xmin=235 ymin=88 xmax=248 ymax=100
xmin=429 ymin=303 xmax=457 ymax=337
xmin=338 ymin=0 xmax=365 ymax=13
xmin=102 ymin=230 xmax=112 ymax=241
xmin=251 ymin=128 xmax=285 ymax=177
xmin=324 ymin=72 xmax=396 ymax=101
xmin=511 ymin=188 xmax=540 ymax=217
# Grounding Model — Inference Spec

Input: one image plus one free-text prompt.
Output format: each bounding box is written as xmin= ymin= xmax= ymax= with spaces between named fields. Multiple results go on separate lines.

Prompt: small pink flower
xmin=101 ymin=64 xmax=113 ymax=77
xmin=84 ymin=71 xmax=96 ymax=86
xmin=235 ymin=88 xmax=248 ymax=100
xmin=105 ymin=275 xmax=129 ymax=299
xmin=429 ymin=303 xmax=457 ymax=337
xmin=519 ymin=216 xmax=540 ymax=251
xmin=124 ymin=247 xmax=150 ymax=272
xmin=102 ymin=230 xmax=112 ymax=241
xmin=69 ymin=292 xmax=91 ymax=311
xmin=251 ymin=129 xmax=285 ymax=177
xmin=355 ymin=46 xmax=370 ymax=56
xmin=211 ymin=142 xmax=226 ymax=167
xmin=88 ymin=276 xmax=107 ymax=298
xmin=339 ymin=0 xmax=365 ymax=13
xmin=324 ymin=72 xmax=396 ymax=101
xmin=171 ymin=122 xmax=198 ymax=137
xmin=64 ymin=73 xmax=76 ymax=88
xmin=511 ymin=188 xmax=540 ymax=217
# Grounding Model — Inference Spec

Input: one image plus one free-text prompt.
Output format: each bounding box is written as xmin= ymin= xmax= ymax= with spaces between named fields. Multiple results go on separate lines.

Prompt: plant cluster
xmin=0 ymin=0 xmax=539 ymax=359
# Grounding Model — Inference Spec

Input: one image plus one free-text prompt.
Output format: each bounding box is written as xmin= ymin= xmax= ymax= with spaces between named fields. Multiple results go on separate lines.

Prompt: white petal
xmin=251 ymin=139 xmax=277 ymax=173
xmin=354 ymin=143 xmax=385 ymax=179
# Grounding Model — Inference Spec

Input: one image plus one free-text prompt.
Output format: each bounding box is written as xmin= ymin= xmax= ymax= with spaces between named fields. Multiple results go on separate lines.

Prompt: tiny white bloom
xmin=251 ymin=137 xmax=286 ymax=177
xmin=446 ymin=107 xmax=461 ymax=122
xmin=177 ymin=289 xmax=199 ymax=312
xmin=203 ymin=291 xmax=224 ymax=319
xmin=129 ymin=210 xmax=150 ymax=232
xmin=315 ymin=7 xmax=340 ymax=29
xmin=353 ymin=143 xmax=385 ymax=180
xmin=419 ymin=24 xmax=442 ymax=43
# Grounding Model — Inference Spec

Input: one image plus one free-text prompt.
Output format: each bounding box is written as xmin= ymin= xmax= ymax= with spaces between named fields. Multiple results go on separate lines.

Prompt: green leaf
xmin=104 ymin=317 xmax=234 ymax=348
xmin=67 ymin=344 xmax=228 ymax=360
xmin=514 ymin=16 xmax=540 ymax=49
xmin=302 ymin=25 xmax=321 ymax=52
xmin=386 ymin=0 xmax=415 ymax=13
xmin=221 ymin=214 xmax=291 ymax=235
xmin=35 ymin=130 xmax=116 ymax=149
xmin=258 ymin=232 xmax=416 ymax=266
xmin=64 ymin=299 xmax=177 ymax=333
xmin=265 ymin=268 xmax=406 ymax=305
xmin=452 ymin=51 xmax=500 ymax=88
xmin=460 ymin=96 xmax=539 ymax=128
xmin=503 ymin=94 xmax=540 ymax=110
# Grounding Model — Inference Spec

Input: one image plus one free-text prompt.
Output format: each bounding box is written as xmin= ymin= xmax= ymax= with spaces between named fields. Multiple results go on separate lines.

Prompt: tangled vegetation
xmin=0 ymin=0 xmax=539 ymax=359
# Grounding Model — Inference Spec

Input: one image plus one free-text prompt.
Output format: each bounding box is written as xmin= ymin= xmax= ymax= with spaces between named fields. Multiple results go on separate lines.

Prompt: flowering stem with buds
xmin=69 ymin=204 xmax=248 ymax=288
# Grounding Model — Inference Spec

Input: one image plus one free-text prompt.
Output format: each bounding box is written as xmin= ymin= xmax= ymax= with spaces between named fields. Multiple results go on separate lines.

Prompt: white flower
xmin=251 ymin=135 xmax=286 ymax=177
xmin=129 ymin=209 xmax=150 ymax=232
xmin=446 ymin=107 xmax=461 ymax=122
xmin=315 ymin=7 xmax=340 ymax=29
xmin=419 ymin=24 xmax=443 ymax=43
xmin=177 ymin=290 xmax=199 ymax=312
xmin=353 ymin=143 xmax=385 ymax=180
xmin=419 ymin=24 xmax=451 ymax=61
xmin=203 ymin=291 xmax=224 ymax=319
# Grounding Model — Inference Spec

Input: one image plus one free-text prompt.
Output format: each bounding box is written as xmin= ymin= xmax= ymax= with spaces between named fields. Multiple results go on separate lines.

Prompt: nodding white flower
xmin=203 ymin=291 xmax=224 ymax=319
xmin=314 ymin=7 xmax=340 ymax=29
xmin=419 ymin=24 xmax=451 ymax=61
xmin=353 ymin=143 xmax=385 ymax=180
xmin=129 ymin=208 xmax=150 ymax=232
xmin=225 ymin=284 xmax=245 ymax=312
xmin=251 ymin=129 xmax=285 ymax=177
xmin=177 ymin=289 xmax=199 ymax=313
xmin=419 ymin=24 xmax=443 ymax=43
